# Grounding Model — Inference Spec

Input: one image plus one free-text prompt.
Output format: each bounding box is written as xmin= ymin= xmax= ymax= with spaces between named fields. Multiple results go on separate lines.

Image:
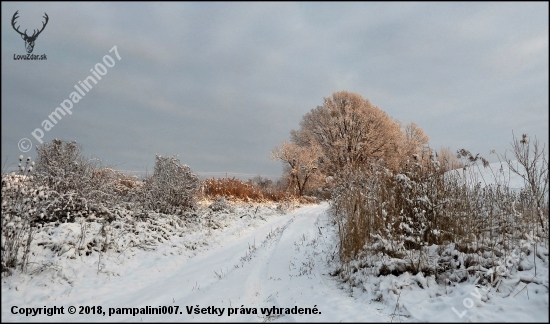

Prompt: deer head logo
xmin=11 ymin=11 xmax=49 ymax=54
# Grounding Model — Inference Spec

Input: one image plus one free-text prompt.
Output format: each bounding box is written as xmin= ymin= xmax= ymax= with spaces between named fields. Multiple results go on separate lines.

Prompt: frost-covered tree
xmin=401 ymin=122 xmax=429 ymax=159
xmin=290 ymin=91 xmax=403 ymax=174
xmin=270 ymin=142 xmax=321 ymax=196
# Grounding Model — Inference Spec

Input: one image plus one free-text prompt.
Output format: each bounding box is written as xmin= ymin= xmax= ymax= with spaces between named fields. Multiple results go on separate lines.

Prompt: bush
xmin=1 ymin=142 xmax=203 ymax=274
xmin=30 ymin=139 xmax=134 ymax=224
xmin=143 ymin=155 xmax=200 ymax=213
xmin=34 ymin=139 xmax=95 ymax=194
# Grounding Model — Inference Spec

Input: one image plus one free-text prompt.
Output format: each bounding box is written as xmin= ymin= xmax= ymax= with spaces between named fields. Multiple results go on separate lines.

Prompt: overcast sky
xmin=2 ymin=2 xmax=548 ymax=179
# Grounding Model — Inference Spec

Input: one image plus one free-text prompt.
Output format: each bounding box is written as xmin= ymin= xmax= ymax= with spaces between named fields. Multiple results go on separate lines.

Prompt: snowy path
xmin=2 ymin=203 xmax=391 ymax=322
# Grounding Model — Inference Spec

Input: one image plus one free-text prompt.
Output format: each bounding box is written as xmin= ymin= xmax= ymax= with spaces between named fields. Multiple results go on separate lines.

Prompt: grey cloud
xmin=2 ymin=2 xmax=548 ymax=178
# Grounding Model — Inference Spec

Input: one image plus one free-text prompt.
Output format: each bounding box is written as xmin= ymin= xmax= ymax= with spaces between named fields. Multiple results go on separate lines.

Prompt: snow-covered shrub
xmin=142 ymin=155 xmax=200 ymax=214
xmin=1 ymin=147 xmax=127 ymax=274
xmin=34 ymin=139 xmax=94 ymax=194
xmin=30 ymin=139 xmax=129 ymax=224
xmin=208 ymin=196 xmax=232 ymax=212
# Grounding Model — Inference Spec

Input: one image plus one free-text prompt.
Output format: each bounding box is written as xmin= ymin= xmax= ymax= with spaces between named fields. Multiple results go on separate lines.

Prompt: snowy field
xmin=447 ymin=160 xmax=535 ymax=191
xmin=2 ymin=198 xmax=548 ymax=322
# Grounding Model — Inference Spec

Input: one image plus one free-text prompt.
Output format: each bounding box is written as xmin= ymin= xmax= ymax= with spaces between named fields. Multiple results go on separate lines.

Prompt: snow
xmin=447 ymin=160 xmax=532 ymax=191
xmin=2 ymin=202 xmax=548 ymax=322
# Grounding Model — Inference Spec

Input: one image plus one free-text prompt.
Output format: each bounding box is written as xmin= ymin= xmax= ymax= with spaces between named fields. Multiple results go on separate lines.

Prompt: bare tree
xmin=270 ymin=142 xmax=321 ymax=196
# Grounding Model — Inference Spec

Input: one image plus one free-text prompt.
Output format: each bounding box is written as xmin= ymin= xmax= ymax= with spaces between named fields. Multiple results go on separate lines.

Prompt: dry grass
xmin=202 ymin=177 xmax=263 ymax=201
xmin=331 ymin=134 xmax=549 ymax=279
xmin=199 ymin=176 xmax=319 ymax=204
xmin=201 ymin=177 xmax=290 ymax=202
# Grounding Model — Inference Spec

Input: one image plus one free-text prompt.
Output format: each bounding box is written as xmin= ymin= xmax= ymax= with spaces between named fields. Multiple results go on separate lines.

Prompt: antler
xmin=11 ymin=10 xmax=27 ymax=37
xmin=11 ymin=11 xmax=49 ymax=39
xmin=30 ymin=13 xmax=49 ymax=39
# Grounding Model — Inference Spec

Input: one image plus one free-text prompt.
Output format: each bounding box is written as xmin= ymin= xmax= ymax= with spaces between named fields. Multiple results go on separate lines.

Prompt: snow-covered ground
xmin=448 ymin=160 xmax=538 ymax=191
xmin=2 ymin=201 xmax=548 ymax=322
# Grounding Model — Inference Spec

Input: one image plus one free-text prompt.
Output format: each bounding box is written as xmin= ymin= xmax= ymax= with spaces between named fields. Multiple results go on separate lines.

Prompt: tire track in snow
xmin=165 ymin=202 xmax=391 ymax=322
xmin=258 ymin=203 xmax=392 ymax=322
xmin=242 ymin=215 xmax=296 ymax=310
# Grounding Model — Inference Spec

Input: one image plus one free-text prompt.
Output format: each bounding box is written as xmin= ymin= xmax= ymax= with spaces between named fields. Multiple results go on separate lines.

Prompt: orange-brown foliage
xmin=201 ymin=177 xmax=288 ymax=202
